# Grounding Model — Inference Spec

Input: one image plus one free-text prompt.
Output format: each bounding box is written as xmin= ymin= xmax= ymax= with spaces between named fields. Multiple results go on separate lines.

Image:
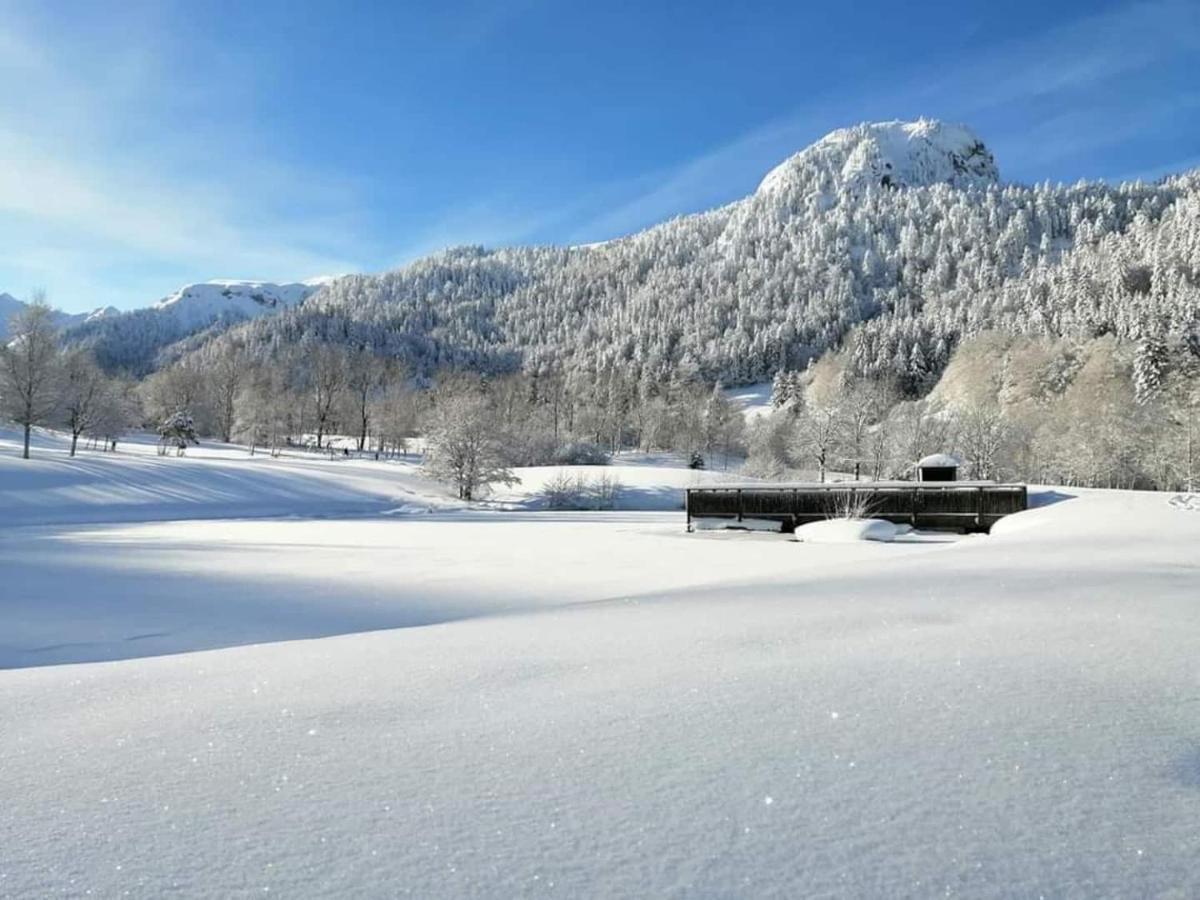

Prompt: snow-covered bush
xmin=157 ymin=410 xmax=198 ymax=456
xmin=539 ymin=471 xmax=622 ymax=510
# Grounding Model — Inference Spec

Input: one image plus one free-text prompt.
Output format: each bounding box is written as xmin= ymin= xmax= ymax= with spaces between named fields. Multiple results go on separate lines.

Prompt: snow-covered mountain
xmin=0 ymin=293 xmax=22 ymax=335
xmin=212 ymin=117 xmax=1194 ymax=387
xmin=58 ymin=279 xmax=332 ymax=372
xmin=21 ymin=117 xmax=1200 ymax=384
xmin=0 ymin=292 xmax=119 ymax=340
xmin=3 ymin=278 xmax=326 ymax=350
xmin=148 ymin=279 xmax=330 ymax=332
xmin=756 ymin=118 xmax=999 ymax=196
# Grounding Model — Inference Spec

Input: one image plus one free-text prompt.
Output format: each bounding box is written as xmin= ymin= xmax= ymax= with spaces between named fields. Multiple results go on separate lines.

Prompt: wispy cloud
xmin=569 ymin=0 xmax=1200 ymax=241
xmin=0 ymin=9 xmax=367 ymax=310
xmin=933 ymin=0 xmax=1200 ymax=114
xmin=565 ymin=120 xmax=807 ymax=243
xmin=387 ymin=197 xmax=573 ymax=269
xmin=2 ymin=0 xmax=1196 ymax=308
xmin=993 ymin=92 xmax=1200 ymax=176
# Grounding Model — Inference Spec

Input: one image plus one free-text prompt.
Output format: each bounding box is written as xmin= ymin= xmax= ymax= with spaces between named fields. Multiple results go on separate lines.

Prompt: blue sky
xmin=2 ymin=0 xmax=1198 ymax=312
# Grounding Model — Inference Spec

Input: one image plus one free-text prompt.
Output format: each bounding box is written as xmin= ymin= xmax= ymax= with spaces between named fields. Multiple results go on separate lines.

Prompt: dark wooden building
xmin=916 ymin=453 xmax=961 ymax=482
xmin=686 ymin=481 xmax=1027 ymax=533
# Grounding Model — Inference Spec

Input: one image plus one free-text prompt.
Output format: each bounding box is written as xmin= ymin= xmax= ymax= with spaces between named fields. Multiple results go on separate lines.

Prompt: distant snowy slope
xmin=151 ymin=279 xmax=327 ymax=331
xmin=0 ymin=293 xmax=118 ymax=339
xmin=0 ymin=292 xmax=22 ymax=334
xmin=3 ymin=279 xmax=321 ymax=348
xmin=724 ymin=382 xmax=774 ymax=421
xmin=62 ymin=279 xmax=330 ymax=372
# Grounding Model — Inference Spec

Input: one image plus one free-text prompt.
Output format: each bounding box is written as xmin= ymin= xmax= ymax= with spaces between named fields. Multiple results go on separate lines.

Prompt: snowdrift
xmin=794 ymin=517 xmax=898 ymax=542
xmin=4 ymin=450 xmax=1200 ymax=897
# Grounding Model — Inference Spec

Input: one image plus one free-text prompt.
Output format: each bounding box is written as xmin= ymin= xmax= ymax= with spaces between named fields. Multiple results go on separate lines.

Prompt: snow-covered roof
xmin=917 ymin=453 xmax=961 ymax=468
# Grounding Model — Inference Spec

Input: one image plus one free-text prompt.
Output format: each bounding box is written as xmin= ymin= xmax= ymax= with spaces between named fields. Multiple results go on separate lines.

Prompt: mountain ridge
xmin=8 ymin=118 xmax=1198 ymax=383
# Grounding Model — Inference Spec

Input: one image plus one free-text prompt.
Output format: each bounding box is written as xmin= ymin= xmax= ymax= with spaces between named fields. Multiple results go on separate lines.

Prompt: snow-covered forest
xmin=60 ymin=121 xmax=1200 ymax=386
xmin=4 ymin=121 xmax=1199 ymax=490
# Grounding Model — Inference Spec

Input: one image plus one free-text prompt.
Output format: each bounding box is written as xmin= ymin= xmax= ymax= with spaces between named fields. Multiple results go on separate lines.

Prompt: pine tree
xmin=1133 ymin=333 xmax=1169 ymax=405
xmin=157 ymin=411 xmax=198 ymax=456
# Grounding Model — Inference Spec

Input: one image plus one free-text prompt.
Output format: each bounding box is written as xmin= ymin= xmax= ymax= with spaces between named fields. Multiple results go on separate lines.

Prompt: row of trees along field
xmin=0 ymin=299 xmax=141 ymax=459
xmin=2 ymin=298 xmax=746 ymax=486
xmin=5 ymin=296 xmax=1197 ymax=494
xmin=756 ymin=331 xmax=1199 ymax=490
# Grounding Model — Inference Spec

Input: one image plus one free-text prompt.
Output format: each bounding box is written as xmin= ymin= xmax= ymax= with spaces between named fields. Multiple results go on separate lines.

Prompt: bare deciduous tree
xmin=307 ymin=345 xmax=347 ymax=450
xmin=59 ymin=349 xmax=107 ymax=456
xmin=141 ymin=362 xmax=206 ymax=432
xmin=1 ymin=294 xmax=60 ymax=459
xmin=345 ymin=348 xmax=386 ymax=452
xmin=953 ymin=402 xmax=1010 ymax=480
xmin=89 ymin=375 xmax=142 ymax=452
xmin=369 ymin=366 xmax=418 ymax=458
xmin=207 ymin=342 xmax=246 ymax=444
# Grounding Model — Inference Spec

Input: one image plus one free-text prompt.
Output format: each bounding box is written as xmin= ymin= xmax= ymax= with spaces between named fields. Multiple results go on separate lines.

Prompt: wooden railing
xmin=686 ymin=483 xmax=1028 ymax=533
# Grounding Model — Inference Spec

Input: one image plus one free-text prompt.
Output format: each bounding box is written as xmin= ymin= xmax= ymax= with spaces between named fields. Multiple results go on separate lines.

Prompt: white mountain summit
xmin=757 ymin=118 xmax=999 ymax=196
xmin=149 ymin=279 xmax=332 ymax=332
xmin=2 ymin=280 xmax=329 ymax=341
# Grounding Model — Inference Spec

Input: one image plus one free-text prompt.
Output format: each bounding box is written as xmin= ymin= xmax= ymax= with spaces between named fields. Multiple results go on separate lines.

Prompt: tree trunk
xmin=23 ymin=423 xmax=31 ymax=459
xmin=70 ymin=431 xmax=79 ymax=457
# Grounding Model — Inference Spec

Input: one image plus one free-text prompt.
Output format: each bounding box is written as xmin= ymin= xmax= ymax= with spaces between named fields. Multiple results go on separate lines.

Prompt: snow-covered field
xmin=491 ymin=454 xmax=747 ymax=511
xmin=724 ymin=381 xmax=773 ymax=421
xmin=0 ymin=428 xmax=460 ymax=527
xmin=4 ymin=429 xmax=1200 ymax=897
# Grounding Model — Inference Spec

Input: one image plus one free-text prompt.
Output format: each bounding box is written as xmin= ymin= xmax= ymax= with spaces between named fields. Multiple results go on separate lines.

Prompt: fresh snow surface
xmin=794 ymin=516 xmax=899 ymax=542
xmin=0 ymin=427 xmax=460 ymax=527
xmin=4 ymin=438 xmax=1200 ymax=897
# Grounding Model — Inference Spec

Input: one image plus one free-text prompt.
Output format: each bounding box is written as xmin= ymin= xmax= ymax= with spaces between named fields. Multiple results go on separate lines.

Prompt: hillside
xmin=20 ymin=118 xmax=1200 ymax=384
xmin=215 ymin=117 xmax=1196 ymax=386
